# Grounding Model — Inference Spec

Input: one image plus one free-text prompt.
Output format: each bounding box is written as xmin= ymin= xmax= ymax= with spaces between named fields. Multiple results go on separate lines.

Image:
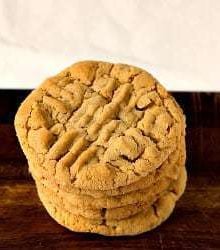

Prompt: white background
xmin=0 ymin=0 xmax=219 ymax=91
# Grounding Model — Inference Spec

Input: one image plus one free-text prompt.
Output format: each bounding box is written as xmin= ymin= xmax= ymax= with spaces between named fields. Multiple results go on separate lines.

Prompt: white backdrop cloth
xmin=0 ymin=0 xmax=219 ymax=91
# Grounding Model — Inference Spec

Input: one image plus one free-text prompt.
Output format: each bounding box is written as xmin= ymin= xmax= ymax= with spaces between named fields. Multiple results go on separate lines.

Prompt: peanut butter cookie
xmin=15 ymin=61 xmax=185 ymax=191
xmin=37 ymin=166 xmax=187 ymax=236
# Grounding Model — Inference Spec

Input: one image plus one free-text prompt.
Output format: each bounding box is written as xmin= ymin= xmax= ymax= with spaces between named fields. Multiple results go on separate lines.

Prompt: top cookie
xmin=15 ymin=61 xmax=185 ymax=190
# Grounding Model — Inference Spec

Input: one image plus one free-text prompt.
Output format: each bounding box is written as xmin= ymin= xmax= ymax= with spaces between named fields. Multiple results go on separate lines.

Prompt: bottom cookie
xmin=37 ymin=167 xmax=187 ymax=236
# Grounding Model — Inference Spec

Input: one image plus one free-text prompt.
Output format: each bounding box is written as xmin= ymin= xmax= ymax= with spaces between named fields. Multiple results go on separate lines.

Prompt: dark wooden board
xmin=0 ymin=90 xmax=220 ymax=250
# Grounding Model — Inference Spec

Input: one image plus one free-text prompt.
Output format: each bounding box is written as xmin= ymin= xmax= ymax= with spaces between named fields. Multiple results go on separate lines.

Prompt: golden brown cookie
xmin=15 ymin=61 xmax=185 ymax=191
xmin=37 ymin=166 xmax=187 ymax=236
xmin=30 ymin=137 xmax=184 ymax=198
xmin=37 ymin=166 xmax=175 ymax=210
xmin=36 ymin=163 xmax=183 ymax=220
xmin=33 ymin=141 xmax=184 ymax=210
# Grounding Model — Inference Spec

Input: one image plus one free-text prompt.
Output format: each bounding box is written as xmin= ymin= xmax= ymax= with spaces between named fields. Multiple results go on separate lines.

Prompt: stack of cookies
xmin=15 ymin=61 xmax=187 ymax=236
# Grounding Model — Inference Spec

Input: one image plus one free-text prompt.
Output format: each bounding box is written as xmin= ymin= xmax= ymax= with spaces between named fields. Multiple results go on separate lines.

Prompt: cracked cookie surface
xmin=15 ymin=61 xmax=185 ymax=191
xmin=30 ymin=134 xmax=185 ymax=198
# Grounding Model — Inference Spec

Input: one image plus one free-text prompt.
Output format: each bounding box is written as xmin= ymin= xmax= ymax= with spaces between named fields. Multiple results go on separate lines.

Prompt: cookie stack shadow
xmin=15 ymin=61 xmax=187 ymax=236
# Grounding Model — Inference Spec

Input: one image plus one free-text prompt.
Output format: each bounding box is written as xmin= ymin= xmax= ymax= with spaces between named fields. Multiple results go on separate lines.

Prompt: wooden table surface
xmin=0 ymin=91 xmax=220 ymax=250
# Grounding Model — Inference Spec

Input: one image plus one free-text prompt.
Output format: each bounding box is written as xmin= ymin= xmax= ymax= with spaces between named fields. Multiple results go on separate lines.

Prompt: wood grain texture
xmin=0 ymin=90 xmax=220 ymax=250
